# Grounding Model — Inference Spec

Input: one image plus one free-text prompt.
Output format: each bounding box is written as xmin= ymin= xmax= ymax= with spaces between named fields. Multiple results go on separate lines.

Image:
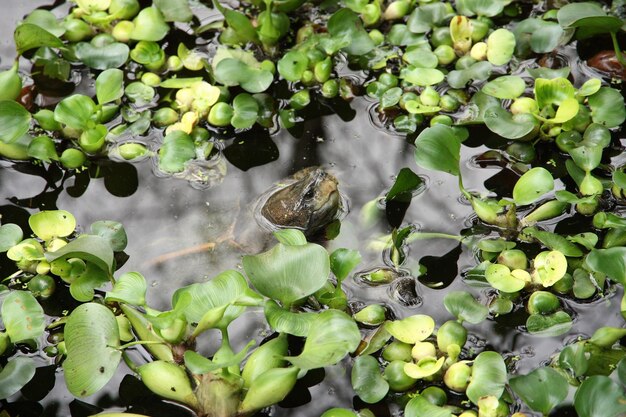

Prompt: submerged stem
xmin=610 ymin=32 xmax=626 ymax=67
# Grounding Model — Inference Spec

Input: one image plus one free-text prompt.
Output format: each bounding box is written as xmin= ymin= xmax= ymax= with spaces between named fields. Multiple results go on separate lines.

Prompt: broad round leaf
xmin=414 ymin=124 xmax=461 ymax=177
xmin=586 ymin=248 xmax=626 ymax=286
xmin=485 ymin=263 xmax=527 ymax=293
xmin=273 ymin=229 xmax=307 ymax=246
xmin=45 ymin=235 xmax=115 ymax=274
xmin=352 ymin=355 xmax=389 ymax=403
xmin=277 ymin=51 xmax=309 ymax=82
xmin=588 ymin=87 xmax=626 ymax=128
xmin=264 ymin=299 xmax=316 ymax=337
xmin=574 ymin=376 xmax=626 ymax=417
xmin=405 ymin=394 xmax=452 ymax=417
xmin=384 ymin=314 xmax=435 ymax=344
xmin=27 ymin=135 xmax=58 ymax=162
xmin=215 ymin=58 xmax=273 ymax=93
xmin=54 ymin=95 xmax=96 ymax=130
xmin=534 ymin=77 xmax=575 ymax=108
xmin=243 ymin=241 xmax=330 ymax=307
xmin=482 ymin=76 xmax=526 ymax=99
xmin=24 ymin=10 xmax=65 ymax=37
xmin=447 ymin=61 xmax=492 ymax=88
xmin=231 ymin=93 xmax=259 ymax=129
xmin=407 ymin=3 xmax=449 ymax=33
xmin=1 ymin=290 xmax=45 ymax=346
xmin=74 ymin=42 xmax=130 ymax=70
xmin=526 ymin=311 xmax=573 ymax=336
xmin=285 ymin=309 xmax=361 ymax=370
xmin=158 ymin=130 xmax=195 ymax=173
xmin=0 ymin=356 xmax=37 ymax=400
xmin=557 ymin=3 xmax=623 ymax=36
xmin=400 ymin=67 xmax=445 ymax=86
xmin=513 ymin=167 xmax=554 ymax=206
xmin=443 ymin=291 xmax=488 ymax=324
xmin=29 ymin=210 xmax=76 ymax=240
xmin=510 ymin=367 xmax=568 ymax=415
xmin=0 ymin=101 xmax=32 ymax=144
xmin=484 ymin=106 xmax=538 ymax=140
xmin=0 ymin=223 xmax=23 ymax=252
xmin=130 ymin=7 xmax=169 ymax=41
xmin=96 ymin=69 xmax=124 ymax=104
xmin=330 ymin=248 xmax=362 ymax=282
xmin=62 ymin=303 xmax=122 ymax=397
xmin=106 ymin=271 xmax=147 ymax=306
xmin=90 ymin=220 xmax=127 ymax=252
xmin=14 ymin=23 xmax=64 ymax=55
xmin=486 ymin=29 xmax=515 ymax=66
xmin=327 ymin=8 xmax=375 ymax=56
xmin=466 ymin=351 xmax=506 ymax=405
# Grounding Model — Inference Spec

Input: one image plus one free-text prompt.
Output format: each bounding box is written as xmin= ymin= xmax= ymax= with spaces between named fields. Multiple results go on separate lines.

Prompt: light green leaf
xmin=45 ymin=235 xmax=115 ymax=274
xmin=0 ymin=224 xmax=23 ymax=252
xmin=0 ymin=101 xmax=32 ymax=144
xmin=14 ymin=23 xmax=64 ymax=55
xmin=106 ymin=272 xmax=147 ymax=306
xmin=482 ymin=76 xmax=526 ymax=99
xmin=443 ymin=291 xmax=488 ymax=324
xmin=264 ymin=299 xmax=316 ymax=337
xmin=29 ymin=210 xmax=76 ymax=241
xmin=0 ymin=356 xmax=37 ymax=400
xmin=352 ymin=355 xmax=389 ymax=403
xmin=510 ymin=367 xmax=568 ymax=415
xmin=96 ymin=69 xmax=124 ymax=104
xmin=466 ymin=351 xmax=506 ymax=404
xmin=1 ymin=291 xmax=45 ymax=346
xmin=512 ymin=167 xmax=554 ymax=206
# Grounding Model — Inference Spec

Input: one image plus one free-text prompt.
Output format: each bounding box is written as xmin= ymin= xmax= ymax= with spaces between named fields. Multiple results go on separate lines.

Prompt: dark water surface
xmin=1 ymin=2 xmax=625 ymax=417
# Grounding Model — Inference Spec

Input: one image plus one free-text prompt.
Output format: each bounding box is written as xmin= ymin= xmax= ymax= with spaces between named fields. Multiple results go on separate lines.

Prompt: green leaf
xmin=0 ymin=101 xmax=32 ymax=144
xmin=277 ymin=51 xmax=309 ymax=82
xmin=523 ymin=228 xmax=583 ymax=257
xmin=125 ymin=81 xmax=155 ymax=105
xmin=526 ymin=311 xmax=573 ymax=336
xmin=24 ymin=10 xmax=65 ymax=37
xmin=159 ymin=77 xmax=204 ymax=89
xmin=1 ymin=291 xmax=45 ymax=346
xmin=14 ymin=23 xmax=64 ymax=55
xmin=509 ymin=367 xmax=568 ymax=415
xmin=484 ymin=106 xmax=538 ymax=140
xmin=27 ymin=135 xmax=58 ymax=162
xmin=330 ymin=248 xmax=362 ymax=282
xmin=443 ymin=291 xmax=488 ymax=324
xmin=231 ymin=93 xmax=259 ymax=129
xmin=559 ymin=343 xmax=588 ymax=378
xmin=74 ymin=42 xmax=129 ymax=70
xmin=405 ymin=394 xmax=452 ymax=417
xmin=95 ymin=69 xmax=124 ymax=105
xmin=285 ymin=309 xmax=361 ymax=370
xmin=172 ymin=270 xmax=252 ymax=329
xmin=184 ymin=343 xmax=254 ymax=373
xmin=243 ymin=241 xmax=330 ymax=307
xmin=557 ymin=3 xmax=623 ymax=37
xmin=0 ymin=356 xmax=37 ymax=400
xmin=514 ymin=19 xmax=564 ymax=56
xmin=384 ymin=315 xmax=435 ymax=344
xmin=222 ymin=8 xmax=258 ymax=43
xmin=264 ymin=299 xmax=316 ymax=336
xmin=574 ymin=376 xmax=626 ymax=417
xmin=352 ymin=355 xmax=389 ymax=403
xmin=482 ymin=76 xmax=526 ymax=99
xmin=586 ymin=247 xmax=626 ymax=286
xmin=407 ymin=3 xmax=449 ymax=33
xmin=447 ymin=61 xmax=492 ymax=88
xmin=106 ymin=272 xmax=147 ymax=306
xmin=381 ymin=87 xmax=402 ymax=109
xmin=327 ymin=8 xmax=375 ymax=56
xmin=154 ymin=0 xmax=192 ymax=22
xmin=400 ymin=67 xmax=445 ymax=86
xmin=513 ymin=167 xmax=554 ymax=206
xmin=214 ymin=58 xmax=274 ymax=93
xmin=485 ymin=263 xmax=528 ymax=293
xmin=75 ymin=0 xmax=110 ymax=13
xmin=46 ymin=235 xmax=115 ymax=274
xmin=534 ymin=77 xmax=576 ymax=108
xmin=158 ymin=130 xmax=195 ymax=173
xmin=588 ymin=87 xmax=626 ymax=128
xmin=63 ymin=303 xmax=122 ymax=397
xmin=486 ymin=29 xmax=516 ymax=66
xmin=414 ymin=124 xmax=461 ymax=177
xmin=466 ymin=351 xmax=506 ymax=404
xmin=578 ymin=78 xmax=602 ymax=97
xmin=0 ymin=224 xmax=23 ymax=252
xmin=90 ymin=220 xmax=127 ymax=252
xmin=54 ymin=94 xmax=96 ymax=130
xmin=130 ymin=7 xmax=169 ymax=41
xmin=29 ymin=210 xmax=76 ymax=240
xmin=70 ymin=262 xmax=110 ymax=302
xmin=273 ymin=229 xmax=307 ymax=246
xmin=386 ymin=167 xmax=424 ymax=203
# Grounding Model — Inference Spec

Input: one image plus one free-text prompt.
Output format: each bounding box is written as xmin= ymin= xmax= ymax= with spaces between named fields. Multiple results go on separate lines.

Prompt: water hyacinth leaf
xmin=588 ymin=87 xmax=626 ymax=128
xmin=14 ymin=23 xmax=64 ymax=54
xmin=90 ymin=220 xmax=127 ymax=252
xmin=273 ymin=229 xmax=307 ymax=246
xmin=54 ymin=95 xmax=96 ymax=130
xmin=277 ymin=51 xmax=309 ymax=82
xmin=522 ymin=228 xmax=583 ymax=257
xmin=154 ymin=0 xmax=192 ymax=22
xmin=513 ymin=167 xmax=554 ymax=206
xmin=75 ymin=0 xmax=110 ymax=12
xmin=130 ymin=41 xmax=165 ymax=68
xmin=264 ymin=299 xmax=316 ymax=336
xmin=137 ymin=361 xmax=197 ymax=407
xmin=485 ymin=263 xmax=527 ymax=292
xmin=351 ymin=355 xmax=389 ymax=403
xmin=62 ymin=303 xmax=122 ymax=397
xmin=106 ymin=272 xmax=147 ymax=306
xmin=330 ymin=248 xmax=362 ymax=282
xmin=386 ymin=167 xmax=424 ymax=203
xmin=381 ymin=87 xmax=402 ymax=109
xmin=404 ymin=356 xmax=445 ymax=378
xmin=184 ymin=342 xmax=253 ymax=374
xmin=557 ymin=3 xmax=623 ymax=37
xmin=589 ymin=326 xmax=626 ymax=348
xmin=384 ymin=314 xmax=435 ymax=344
xmin=46 ymin=235 xmax=115 ymax=274
xmin=125 ymin=82 xmax=155 ymax=104
xmin=0 ymin=223 xmax=23 ymax=252
xmin=578 ymin=78 xmax=602 ymax=97
xmin=70 ymin=262 xmax=110 ymax=302
xmin=414 ymin=124 xmax=461 ymax=177
xmin=24 ymin=10 xmax=65 ymax=37
xmin=509 ymin=367 xmax=568 ymax=415
xmin=534 ymin=77 xmax=575 ymax=108
xmin=586 ymin=247 xmax=626 ymax=286
xmin=0 ymin=356 xmax=37 ymax=400
xmin=447 ymin=61 xmax=492 ymax=88
xmin=559 ymin=343 xmax=588 ymax=378
xmin=1 ymin=290 xmax=45 ymax=346
xmin=545 ymin=97 xmax=579 ymax=124
xmin=614 ymin=171 xmax=626 ymax=190
xmin=74 ymin=42 xmax=129 ymax=70
xmin=466 ymin=351 xmax=506 ymax=404
xmin=239 ymin=366 xmax=300 ymax=414
xmin=27 ymin=135 xmax=58 ymax=162
xmin=327 ymin=9 xmax=374 ymax=56
xmin=172 ymin=270 xmax=251 ymax=328
xmin=159 ymin=77 xmax=203 ymax=89
xmin=214 ymin=58 xmax=273 ymax=93
xmin=221 ymin=8 xmax=258 ymax=43
xmin=486 ymin=29 xmax=515 ymax=66
xmin=130 ymin=7 xmax=169 ymax=41
xmin=231 ymin=93 xmax=259 ymax=129
xmin=574 ymin=376 xmax=626 ymax=417
xmin=443 ymin=291 xmax=488 ymax=324
xmin=29 ymin=210 xmax=75 ymax=240
xmin=400 ymin=67 xmax=445 ymax=86
xmin=243 ymin=241 xmax=329 ymax=307
xmin=95 ymin=69 xmax=124 ymax=105
xmin=567 ymin=233 xmax=597 ymax=251
xmin=478 ymin=238 xmax=516 ymax=253
xmin=618 ymin=358 xmax=626 ymax=387
xmin=158 ymin=131 xmax=195 ymax=173
xmin=526 ymin=311 xmax=573 ymax=336
xmin=527 ymin=67 xmax=570 ymax=80
xmin=386 ymin=24 xmax=425 ymax=46
xmin=286 ymin=309 xmax=361 ymax=370
xmin=482 ymin=76 xmax=526 ymax=99
xmin=405 ymin=394 xmax=452 ymax=417
xmin=406 ymin=3 xmax=449 ymax=33
xmin=514 ymin=19 xmax=564 ymax=55
xmin=405 ymin=100 xmax=441 ymax=114
xmin=484 ymin=106 xmax=538 ymax=140
xmin=0 ymin=101 xmax=32 ymax=144
xmin=402 ymin=48 xmax=438 ymax=68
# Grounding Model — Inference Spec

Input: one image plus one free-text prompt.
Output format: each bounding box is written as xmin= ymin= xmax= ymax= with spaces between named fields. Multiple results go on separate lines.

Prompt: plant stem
xmin=119 ymin=340 xmax=165 ymax=350
xmin=610 ymin=32 xmax=626 ymax=67
xmin=121 ymin=351 xmax=138 ymax=372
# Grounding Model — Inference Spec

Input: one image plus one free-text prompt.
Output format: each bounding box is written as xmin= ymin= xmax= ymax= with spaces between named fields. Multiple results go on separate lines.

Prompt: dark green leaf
xmin=74 ymin=42 xmax=129 ymax=70
xmin=414 ymin=124 xmax=461 ymax=177
xmin=0 ymin=356 xmax=37 ymax=400
xmin=526 ymin=311 xmax=573 ymax=336
xmin=0 ymin=101 xmax=32 ymax=144
xmin=574 ymin=376 xmax=626 ymax=417
xmin=14 ymin=23 xmax=64 ymax=55
xmin=352 ymin=355 xmax=389 ymax=403
xmin=443 ymin=291 xmax=488 ymax=324
xmin=327 ymin=8 xmax=375 ymax=56
xmin=154 ymin=0 xmax=192 ymax=22
xmin=158 ymin=130 xmax=195 ymax=173
xmin=510 ymin=367 xmax=568 ymax=415
xmin=0 ymin=224 xmax=22 ymax=252
xmin=386 ymin=168 xmax=424 ymax=203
